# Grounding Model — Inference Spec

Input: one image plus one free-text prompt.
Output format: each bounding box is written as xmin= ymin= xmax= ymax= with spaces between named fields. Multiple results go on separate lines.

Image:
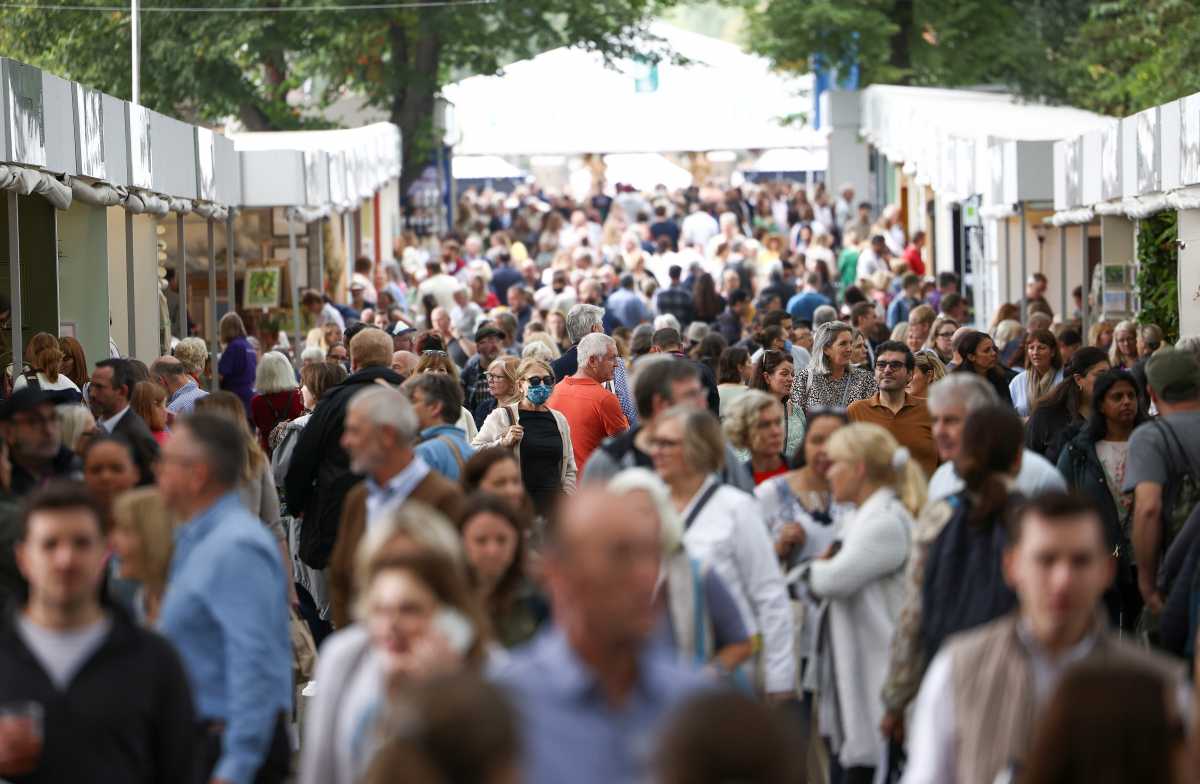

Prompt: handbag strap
xmin=682 ymin=481 xmax=722 ymax=531
xmin=1155 ymin=419 xmax=1199 ymax=483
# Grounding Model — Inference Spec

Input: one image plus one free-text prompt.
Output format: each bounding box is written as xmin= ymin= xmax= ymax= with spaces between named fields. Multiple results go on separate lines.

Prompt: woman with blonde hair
xmin=217 ymin=311 xmax=257 ymax=413
xmin=1089 ymin=319 xmax=1114 ymax=351
xmin=924 ymin=315 xmax=959 ymax=365
xmin=522 ymin=331 xmax=561 ymax=360
xmin=794 ymin=422 xmax=924 ymax=782
xmin=1110 ymin=320 xmax=1138 ymax=369
xmin=13 ymin=332 xmax=82 ymax=404
xmin=724 ymin=389 xmax=789 ymax=485
xmin=472 ymin=356 xmax=576 ymax=515
xmin=56 ymin=403 xmax=96 ymax=457
xmin=908 ymin=350 xmax=947 ymax=398
xmin=111 ymin=487 xmax=175 ymax=623
xmin=472 ymin=355 xmax=521 ymax=426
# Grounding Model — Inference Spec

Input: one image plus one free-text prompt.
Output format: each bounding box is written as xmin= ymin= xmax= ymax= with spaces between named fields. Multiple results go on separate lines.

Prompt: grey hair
xmin=300 ymin=346 xmax=326 ymax=364
xmin=926 ymin=373 xmax=999 ymax=415
xmin=654 ymin=313 xmax=681 ymax=333
xmin=1176 ymin=335 xmax=1200 ymax=362
xmin=607 ymin=467 xmax=682 ymax=553
xmin=348 ymin=385 xmax=420 ymax=444
xmin=254 ymin=351 xmax=298 ymax=394
xmin=809 ymin=320 xmax=854 ymax=376
xmin=992 ymin=319 xmax=1024 ymax=347
xmin=722 ymin=389 xmax=782 ymax=451
xmin=56 ymin=403 xmax=95 ymax=453
xmin=566 ymin=303 xmax=605 ymax=343
xmin=812 ymin=305 xmax=838 ymax=328
xmin=578 ymin=332 xmax=616 ymax=366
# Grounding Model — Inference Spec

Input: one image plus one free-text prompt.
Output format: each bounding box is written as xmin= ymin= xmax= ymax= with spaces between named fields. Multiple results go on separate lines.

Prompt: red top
xmin=752 ymin=463 xmax=789 ymax=486
xmin=547 ymin=376 xmax=629 ymax=469
xmin=903 ymin=244 xmax=926 ymax=276
xmin=250 ymin=389 xmax=304 ymax=454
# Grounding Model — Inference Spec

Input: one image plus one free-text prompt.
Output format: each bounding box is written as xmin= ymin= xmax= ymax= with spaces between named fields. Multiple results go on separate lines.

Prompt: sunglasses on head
xmin=525 ymin=376 xmax=554 ymax=387
xmin=422 ymin=349 xmax=447 ymax=357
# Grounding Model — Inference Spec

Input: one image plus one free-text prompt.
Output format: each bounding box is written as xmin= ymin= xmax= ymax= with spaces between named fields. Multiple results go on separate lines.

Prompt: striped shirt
xmin=167 ymin=380 xmax=209 ymax=415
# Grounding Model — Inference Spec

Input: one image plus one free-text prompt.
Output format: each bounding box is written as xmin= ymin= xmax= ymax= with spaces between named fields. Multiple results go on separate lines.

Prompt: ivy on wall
xmin=1135 ymin=211 xmax=1179 ymax=343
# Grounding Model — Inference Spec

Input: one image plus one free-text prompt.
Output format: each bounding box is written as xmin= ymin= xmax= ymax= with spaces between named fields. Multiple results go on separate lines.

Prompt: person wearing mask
xmin=457 ymin=492 xmax=548 ymax=648
xmin=847 ymin=341 xmax=937 ymax=478
xmin=951 ymin=330 xmax=1014 ymax=406
xmin=1009 ymin=328 xmax=1064 ymax=418
xmin=88 ymin=359 xmax=158 ymax=486
xmin=217 ymin=312 xmax=257 ymax=414
xmin=902 ymin=493 xmax=1184 ymax=784
xmin=723 ymin=390 xmax=788 ymax=485
xmin=0 ymin=481 xmax=195 ymax=783
xmin=649 ymin=406 xmax=794 ymax=700
xmin=12 ymin=332 xmax=82 ymax=404
xmin=926 ymin=374 xmax=1065 ymax=504
xmin=749 ymin=350 xmax=805 ymax=463
xmin=1124 ymin=349 xmax=1200 ymax=616
xmin=151 ymin=355 xmax=208 ymax=417
xmin=328 ymin=386 xmax=464 ymax=628
xmin=286 ymin=328 xmax=403 ymax=571
xmin=460 ymin=324 xmax=506 ymax=415
xmin=547 ymin=333 xmax=628 ymax=470
xmin=250 ymin=351 xmax=303 ymax=455
xmin=496 ymin=488 xmax=709 ymax=784
xmin=881 ymin=405 xmax=1024 ymax=743
xmin=1025 ymin=346 xmax=1110 ymax=463
xmin=157 ymin=412 xmax=292 ymax=784
xmin=583 ymin=355 xmax=753 ymax=491
xmin=1 ymin=388 xmax=80 ymax=497
xmin=472 ymin=357 xmax=577 ymax=515
xmin=790 ymin=321 xmax=877 ymax=416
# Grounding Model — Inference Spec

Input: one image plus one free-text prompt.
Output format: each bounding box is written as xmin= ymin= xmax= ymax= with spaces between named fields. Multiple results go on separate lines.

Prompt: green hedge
xmin=1135 ymin=211 xmax=1179 ymax=343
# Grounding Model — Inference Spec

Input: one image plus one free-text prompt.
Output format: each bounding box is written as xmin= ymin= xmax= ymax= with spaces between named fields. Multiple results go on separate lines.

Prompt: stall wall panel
xmin=41 ymin=73 xmax=73 ymax=174
xmin=240 ymin=149 xmax=305 ymax=207
xmin=57 ymin=203 xmax=110 ymax=366
xmin=106 ymin=207 xmax=127 ymax=356
xmin=214 ymin=134 xmax=239 ymax=206
xmin=102 ymin=95 xmax=129 ymax=187
xmin=1 ymin=59 xmax=45 ymax=167
xmin=1162 ymin=100 xmax=1182 ymax=193
xmin=1015 ymin=141 xmax=1054 ymax=204
xmin=0 ymin=195 xmax=58 ymax=350
xmin=104 ymin=208 xmax=159 ymax=361
xmin=1179 ymin=209 xmax=1200 ymax=339
xmin=150 ymin=112 xmax=197 ymax=200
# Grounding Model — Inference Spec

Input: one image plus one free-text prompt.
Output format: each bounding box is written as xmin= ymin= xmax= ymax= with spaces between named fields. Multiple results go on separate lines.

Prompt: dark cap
xmin=0 ymin=386 xmax=52 ymax=421
xmin=1146 ymin=348 xmax=1200 ymax=402
xmin=475 ymin=324 xmax=505 ymax=342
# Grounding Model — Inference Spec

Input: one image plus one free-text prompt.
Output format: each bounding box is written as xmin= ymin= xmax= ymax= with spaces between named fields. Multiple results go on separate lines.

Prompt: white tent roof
xmin=601 ymin=153 xmax=693 ymax=191
xmin=452 ymin=155 xmax=526 ymax=180
xmin=750 ymin=147 xmax=828 ymax=172
xmin=442 ymin=22 xmax=822 ymax=156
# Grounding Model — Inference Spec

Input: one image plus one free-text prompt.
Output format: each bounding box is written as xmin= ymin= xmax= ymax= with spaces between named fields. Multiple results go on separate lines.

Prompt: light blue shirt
xmin=606 ymin=287 xmax=652 ymax=329
xmin=496 ymin=627 xmax=711 ymax=784
xmin=166 ymin=379 xmax=209 ymax=415
xmin=158 ymin=492 xmax=291 ymax=784
xmin=1009 ymin=367 xmax=1064 ymax=417
xmin=365 ymin=455 xmax=431 ymax=525
xmin=610 ymin=358 xmax=638 ymax=428
xmin=415 ymin=424 xmax=477 ymax=481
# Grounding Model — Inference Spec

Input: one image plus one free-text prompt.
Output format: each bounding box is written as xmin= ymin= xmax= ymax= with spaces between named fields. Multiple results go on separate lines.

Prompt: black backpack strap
xmin=682 ymin=481 xmax=722 ymax=531
xmin=1155 ymin=419 xmax=1199 ymax=483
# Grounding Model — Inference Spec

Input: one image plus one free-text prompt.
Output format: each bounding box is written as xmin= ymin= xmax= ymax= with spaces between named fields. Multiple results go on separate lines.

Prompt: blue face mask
xmin=526 ymin=384 xmax=552 ymax=405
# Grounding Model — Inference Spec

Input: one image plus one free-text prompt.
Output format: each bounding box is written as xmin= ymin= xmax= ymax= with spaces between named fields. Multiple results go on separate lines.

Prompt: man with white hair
xmin=548 ymin=333 xmax=629 ymax=469
xmin=551 ymin=303 xmax=637 ymax=426
xmin=705 ymin=211 xmax=743 ymax=260
xmin=326 ymin=385 xmax=465 ymax=627
xmin=926 ymin=374 xmax=1066 ymax=503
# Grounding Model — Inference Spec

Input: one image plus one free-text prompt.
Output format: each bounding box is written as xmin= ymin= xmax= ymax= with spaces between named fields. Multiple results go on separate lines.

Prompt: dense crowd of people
xmin=0 ymin=178 xmax=1198 ymax=784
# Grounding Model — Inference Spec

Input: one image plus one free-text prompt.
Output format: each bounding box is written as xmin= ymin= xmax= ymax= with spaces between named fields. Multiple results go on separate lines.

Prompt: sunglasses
xmin=422 ymin=350 xmax=447 ymax=357
xmin=525 ymin=376 xmax=555 ymax=387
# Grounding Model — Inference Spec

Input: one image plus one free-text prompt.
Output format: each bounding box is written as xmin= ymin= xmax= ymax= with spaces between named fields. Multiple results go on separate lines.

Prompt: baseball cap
xmin=475 ymin=324 xmax=505 ymax=342
xmin=390 ymin=322 xmax=416 ymax=337
xmin=0 ymin=386 xmax=51 ymax=421
xmin=1146 ymin=348 xmax=1200 ymax=402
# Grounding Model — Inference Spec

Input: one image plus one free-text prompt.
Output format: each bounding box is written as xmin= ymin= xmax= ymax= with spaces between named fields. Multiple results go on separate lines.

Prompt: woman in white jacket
xmin=796 ymin=422 xmax=926 ymax=783
xmin=472 ymin=357 xmax=577 ymax=515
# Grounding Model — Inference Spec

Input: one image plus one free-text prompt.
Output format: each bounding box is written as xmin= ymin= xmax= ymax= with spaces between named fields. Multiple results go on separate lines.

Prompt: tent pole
xmin=177 ymin=213 xmax=187 ymax=343
xmin=207 ymin=218 xmax=218 ymax=392
xmin=7 ymin=192 xmax=21 ymax=373
xmin=125 ymin=212 xmax=137 ymax=359
xmin=287 ymin=216 xmax=304 ymax=356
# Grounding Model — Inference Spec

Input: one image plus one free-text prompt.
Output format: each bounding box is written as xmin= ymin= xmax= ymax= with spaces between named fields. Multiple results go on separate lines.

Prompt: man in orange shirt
xmin=548 ymin=332 xmax=629 ymax=469
xmin=847 ymin=341 xmax=938 ymax=478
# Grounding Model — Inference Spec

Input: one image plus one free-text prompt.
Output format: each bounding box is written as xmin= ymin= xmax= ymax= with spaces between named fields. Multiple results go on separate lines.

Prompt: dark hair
xmin=1025 ymin=328 xmax=1063 ymax=372
xmin=632 ymin=356 xmax=700 ymax=420
xmin=1007 ymin=491 xmax=1105 ymax=547
xmin=630 ymin=325 xmax=654 ymax=357
xmin=417 ymin=333 xmax=446 ymax=353
xmin=874 ymin=340 xmax=915 ymax=371
xmin=462 ymin=448 xmax=521 ymax=497
xmin=405 ymin=373 xmax=463 ymax=423
xmin=652 ymin=328 xmax=683 ymax=352
xmin=300 ymin=361 xmax=347 ymax=406
xmin=691 ymin=333 xmax=727 ymax=378
xmin=1086 ymin=369 xmax=1147 ymax=441
xmin=940 ymin=292 xmax=965 ymax=316
xmin=1022 ymin=662 xmax=1182 ymax=784
xmin=177 ymin=411 xmax=246 ymax=487
xmin=1058 ymin=328 xmax=1082 ymax=348
xmin=457 ymin=491 xmax=530 ymax=621
xmin=954 ymin=331 xmax=998 ymax=377
xmin=938 ymin=271 xmax=959 ymax=288
xmin=728 ymin=288 xmax=750 ymax=307
xmin=754 ymin=325 xmax=786 ymax=354
xmin=750 ymin=349 xmax=794 ymax=395
xmin=717 ymin=347 xmax=750 ymax=384
xmin=1032 ymin=346 xmax=1109 ymax=419
xmin=81 ymin=432 xmax=136 ymax=466
xmin=790 ymin=408 xmax=849 ymax=469
xmin=19 ymin=480 xmax=105 ymax=541
xmin=849 ymin=301 xmax=875 ymax=325
xmin=95 ymin=357 xmax=134 ymax=399
xmin=843 ymin=286 xmax=866 ymax=306
xmin=760 ymin=310 xmax=791 ymax=329
xmin=692 ymin=273 xmax=723 ymax=322
xmin=954 ymin=405 xmax=1024 ymax=526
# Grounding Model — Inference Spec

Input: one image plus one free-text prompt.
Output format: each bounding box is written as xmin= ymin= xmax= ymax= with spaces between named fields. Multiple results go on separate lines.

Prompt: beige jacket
xmin=472 ymin=404 xmax=577 ymax=494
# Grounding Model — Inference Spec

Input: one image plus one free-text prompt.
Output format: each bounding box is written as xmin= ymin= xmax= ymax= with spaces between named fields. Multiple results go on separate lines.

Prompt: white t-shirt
xmin=13 ymin=372 xmax=81 ymax=395
xmin=16 ymin=613 xmax=112 ymax=690
xmin=928 ymin=448 xmax=1066 ymax=503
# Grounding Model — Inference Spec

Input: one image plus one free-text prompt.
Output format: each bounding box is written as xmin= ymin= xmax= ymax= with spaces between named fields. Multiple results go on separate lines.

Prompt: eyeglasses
xmin=525 ymin=376 xmax=554 ymax=387
xmin=876 ymin=360 xmax=908 ymax=371
xmin=486 ymin=374 xmax=508 ymax=383
xmin=648 ymin=437 xmax=682 ymax=450
xmin=936 ymin=331 xmax=956 ymax=339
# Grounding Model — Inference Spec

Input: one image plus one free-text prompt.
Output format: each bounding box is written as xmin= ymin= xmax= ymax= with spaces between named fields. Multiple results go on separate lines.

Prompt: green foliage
xmin=1135 ymin=210 xmax=1179 ymax=343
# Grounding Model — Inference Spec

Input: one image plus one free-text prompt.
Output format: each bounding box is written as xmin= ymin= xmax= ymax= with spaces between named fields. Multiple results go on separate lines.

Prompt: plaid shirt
xmin=655 ymin=286 xmax=695 ymax=327
xmin=166 ymin=380 xmax=209 ymax=415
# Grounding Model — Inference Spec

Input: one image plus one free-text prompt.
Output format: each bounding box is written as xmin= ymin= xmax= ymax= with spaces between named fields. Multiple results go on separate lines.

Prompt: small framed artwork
xmin=1102 ymin=290 xmax=1129 ymax=313
xmin=244 ymin=266 xmax=283 ymax=309
xmin=1103 ymin=265 xmax=1129 ymax=289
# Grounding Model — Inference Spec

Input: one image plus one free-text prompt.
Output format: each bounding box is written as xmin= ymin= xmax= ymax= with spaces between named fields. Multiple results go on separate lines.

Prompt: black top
xmin=519 ymin=409 xmax=563 ymax=515
xmin=0 ymin=605 xmax=196 ymax=783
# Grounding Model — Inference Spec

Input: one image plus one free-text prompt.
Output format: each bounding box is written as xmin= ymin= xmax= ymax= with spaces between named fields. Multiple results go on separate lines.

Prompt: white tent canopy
xmin=749 ymin=147 xmax=829 ymax=173
xmin=452 ymin=155 xmax=527 ymax=181
xmin=442 ymin=22 xmax=822 ymax=156
xmin=601 ymin=153 xmax=693 ymax=192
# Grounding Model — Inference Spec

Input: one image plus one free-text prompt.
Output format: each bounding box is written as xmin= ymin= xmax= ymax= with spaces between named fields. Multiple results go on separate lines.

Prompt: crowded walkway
xmin=0 ymin=179 xmax=1197 ymax=784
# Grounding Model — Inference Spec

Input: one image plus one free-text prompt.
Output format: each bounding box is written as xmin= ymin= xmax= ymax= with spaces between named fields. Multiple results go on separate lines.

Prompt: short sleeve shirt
xmin=1123 ymin=413 xmax=1200 ymax=508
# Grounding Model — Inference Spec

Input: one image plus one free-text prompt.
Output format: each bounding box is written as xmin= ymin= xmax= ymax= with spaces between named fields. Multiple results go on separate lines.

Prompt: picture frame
xmin=1103 ymin=265 xmax=1129 ymax=289
xmin=244 ymin=266 xmax=283 ymax=309
xmin=1102 ymin=290 xmax=1129 ymax=314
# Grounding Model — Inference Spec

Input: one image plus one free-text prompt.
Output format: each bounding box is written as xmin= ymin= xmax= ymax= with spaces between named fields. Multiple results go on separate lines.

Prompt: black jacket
xmin=110 ymin=409 xmax=160 ymax=486
xmin=285 ymin=365 xmax=404 ymax=568
xmin=0 ymin=604 xmax=196 ymax=784
xmin=1025 ymin=401 xmax=1083 ymax=466
xmin=550 ymin=345 xmax=579 ymax=382
xmin=10 ymin=447 xmax=80 ymax=499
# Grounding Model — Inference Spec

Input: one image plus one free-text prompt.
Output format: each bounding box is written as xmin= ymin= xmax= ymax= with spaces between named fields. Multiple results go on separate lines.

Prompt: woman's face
xmin=1099 ymin=380 xmax=1138 ymax=429
xmin=1026 ymin=338 xmax=1053 ymax=373
xmin=1074 ymin=360 xmax=1111 ymax=400
xmin=463 ymin=512 xmax=519 ymax=587
xmin=150 ymin=400 xmax=169 ymax=432
xmin=907 ymin=368 xmax=931 ymax=398
xmin=548 ymin=312 xmax=565 ymax=335
xmin=933 ymin=322 xmax=957 ymax=356
xmin=739 ymin=359 xmax=753 ymax=384
xmin=648 ymin=417 xmax=688 ymax=484
xmin=803 ymin=416 xmax=843 ymax=478
xmin=1096 ymin=326 xmax=1114 ymax=350
xmin=764 ymin=360 xmax=795 ymax=399
xmin=110 ymin=524 xmax=143 ymax=580
xmin=750 ymin=402 xmax=785 ymax=458
xmin=83 ymin=443 xmax=139 ymax=511
xmin=328 ymin=345 xmax=349 ymax=363
xmin=486 ymin=366 xmax=513 ymax=400
xmin=969 ymin=338 xmax=998 ymax=371
xmin=479 ymin=458 xmax=525 ymax=513
xmin=825 ymin=331 xmax=853 ymax=371
xmin=851 ymin=334 xmax=868 ymax=366
xmin=365 ymin=568 xmax=439 ymax=670
xmin=1116 ymin=329 xmax=1137 ymax=359
xmin=60 ymin=354 xmax=75 ymax=378
xmin=825 ymin=454 xmax=861 ymax=504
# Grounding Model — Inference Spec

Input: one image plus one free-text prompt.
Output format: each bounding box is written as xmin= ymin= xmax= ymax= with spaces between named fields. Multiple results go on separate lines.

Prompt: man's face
xmin=856 ymin=309 xmax=878 ymax=333
xmin=906 ymin=322 xmax=930 ymax=353
xmin=1005 ymin=514 xmax=1115 ymax=645
xmin=88 ymin=367 xmax=124 ymax=417
xmin=342 ymin=406 xmax=388 ymax=476
xmin=931 ymin=402 xmax=967 ymax=462
xmin=666 ymin=376 xmax=705 ymax=413
xmin=432 ymin=309 xmax=451 ymax=334
xmin=552 ymin=273 xmax=567 ymax=293
xmin=5 ymin=403 xmax=61 ymax=463
xmin=872 ymin=238 xmax=888 ymax=256
xmin=394 ymin=334 xmax=415 ymax=353
xmin=16 ymin=508 xmax=107 ymax=613
xmin=875 ymin=351 xmax=911 ymax=393
xmin=793 ymin=326 xmax=813 ymax=351
xmin=591 ymin=347 xmax=618 ymax=383
xmin=157 ymin=426 xmax=204 ymax=514
xmin=477 ymin=336 xmax=501 ymax=363
xmin=507 ymin=287 xmax=523 ymax=309
xmin=407 ymin=388 xmax=441 ymax=430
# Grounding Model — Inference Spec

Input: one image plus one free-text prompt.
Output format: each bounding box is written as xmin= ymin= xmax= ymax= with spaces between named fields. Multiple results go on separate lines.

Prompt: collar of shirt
xmin=419 ymin=424 xmax=465 ymax=440
xmin=99 ymin=405 xmax=131 ymax=433
xmin=1014 ymin=616 xmax=1099 ymax=700
xmin=172 ymin=492 xmax=243 ymax=567
xmin=365 ymin=456 xmax=431 ymax=524
xmin=865 ymin=391 xmax=918 ymax=412
xmin=167 ymin=380 xmax=198 ymax=405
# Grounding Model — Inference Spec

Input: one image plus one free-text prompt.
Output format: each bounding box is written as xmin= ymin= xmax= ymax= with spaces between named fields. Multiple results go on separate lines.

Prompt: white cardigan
xmin=472 ymin=404 xmax=577 ymax=494
xmin=807 ymin=487 xmax=912 ymax=769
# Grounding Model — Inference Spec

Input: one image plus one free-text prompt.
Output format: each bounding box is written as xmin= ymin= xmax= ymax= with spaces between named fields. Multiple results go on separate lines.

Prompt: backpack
xmin=1152 ymin=419 xmax=1200 ymax=552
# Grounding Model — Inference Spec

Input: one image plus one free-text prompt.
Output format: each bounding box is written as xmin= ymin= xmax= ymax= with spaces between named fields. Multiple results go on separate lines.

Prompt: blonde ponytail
xmin=827 ymin=423 xmax=927 ymax=514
